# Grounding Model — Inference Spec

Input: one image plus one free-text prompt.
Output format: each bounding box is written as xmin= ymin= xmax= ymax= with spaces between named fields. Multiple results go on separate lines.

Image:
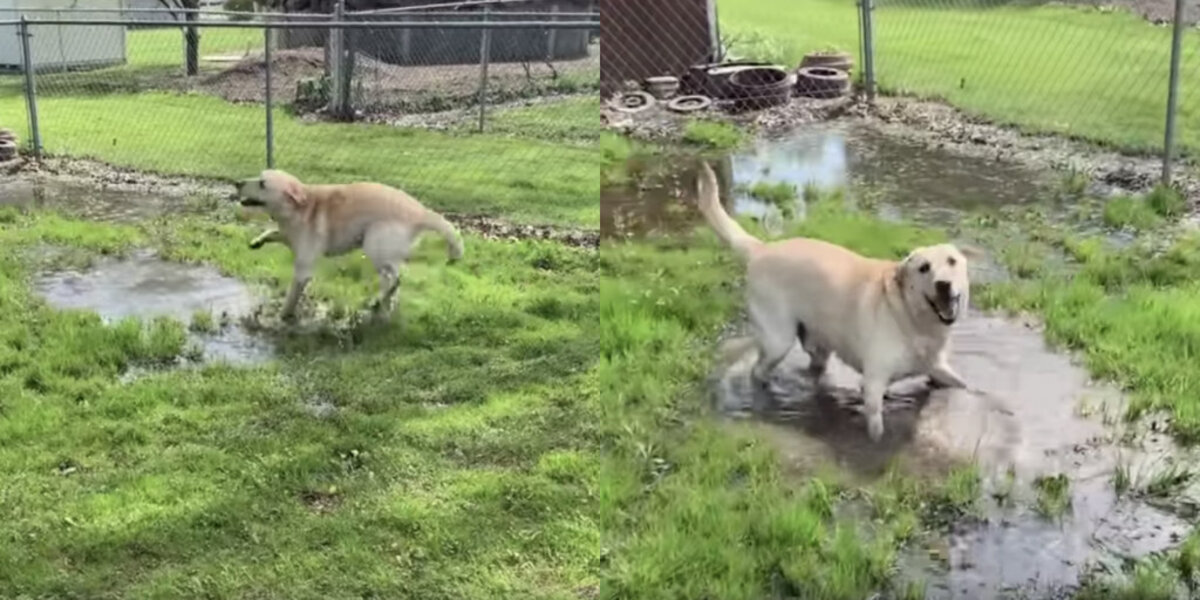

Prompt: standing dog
xmin=233 ymin=169 xmax=463 ymax=322
xmin=695 ymin=162 xmax=973 ymax=442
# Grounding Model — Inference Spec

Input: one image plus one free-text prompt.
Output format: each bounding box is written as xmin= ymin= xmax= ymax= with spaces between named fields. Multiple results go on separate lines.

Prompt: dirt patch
xmin=299 ymin=489 xmax=342 ymax=514
xmin=1055 ymin=0 xmax=1200 ymax=25
xmin=712 ymin=311 xmax=1199 ymax=597
xmin=199 ymin=43 xmax=599 ymax=113
xmin=852 ymin=98 xmax=1200 ymax=205
xmin=446 ymin=213 xmax=598 ymax=249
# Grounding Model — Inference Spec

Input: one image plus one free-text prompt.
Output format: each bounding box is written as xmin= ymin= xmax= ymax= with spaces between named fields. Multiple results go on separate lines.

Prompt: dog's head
xmin=233 ymin=169 xmax=306 ymax=212
xmin=895 ymin=243 xmax=980 ymax=326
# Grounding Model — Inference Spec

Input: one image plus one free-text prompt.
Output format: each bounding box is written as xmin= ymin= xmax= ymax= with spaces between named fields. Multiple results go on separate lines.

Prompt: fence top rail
xmin=0 ymin=6 xmax=598 ymax=19
xmin=0 ymin=17 xmax=597 ymax=29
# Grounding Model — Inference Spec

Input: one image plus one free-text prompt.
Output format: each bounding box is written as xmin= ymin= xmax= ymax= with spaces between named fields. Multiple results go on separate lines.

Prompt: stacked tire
xmin=0 ymin=128 xmax=16 ymax=161
xmin=795 ymin=51 xmax=853 ymax=99
xmin=726 ymin=66 xmax=794 ymax=111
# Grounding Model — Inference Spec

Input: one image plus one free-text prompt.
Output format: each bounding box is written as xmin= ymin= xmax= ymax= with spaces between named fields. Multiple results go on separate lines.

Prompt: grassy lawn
xmin=0 ymin=29 xmax=600 ymax=227
xmin=0 ymin=188 xmax=984 ymax=599
xmin=5 ymin=168 xmax=1200 ymax=596
xmin=720 ymin=0 xmax=1200 ymax=156
xmin=0 ymin=202 xmax=604 ymax=598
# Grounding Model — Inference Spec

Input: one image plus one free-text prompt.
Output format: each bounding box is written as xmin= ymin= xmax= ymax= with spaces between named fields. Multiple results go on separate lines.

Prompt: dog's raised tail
xmin=695 ymin=161 xmax=761 ymax=260
xmin=421 ymin=210 xmax=464 ymax=263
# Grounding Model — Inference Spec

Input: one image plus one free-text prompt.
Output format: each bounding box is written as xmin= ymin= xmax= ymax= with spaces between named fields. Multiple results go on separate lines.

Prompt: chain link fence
xmin=861 ymin=0 xmax=1200 ymax=182
xmin=0 ymin=6 xmax=600 ymax=224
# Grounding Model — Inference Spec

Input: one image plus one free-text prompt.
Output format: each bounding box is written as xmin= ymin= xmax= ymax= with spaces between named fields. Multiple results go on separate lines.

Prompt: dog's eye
xmin=258 ymin=179 xmax=265 ymax=189
xmin=918 ymin=262 xmax=930 ymax=274
xmin=947 ymin=257 xmax=957 ymax=267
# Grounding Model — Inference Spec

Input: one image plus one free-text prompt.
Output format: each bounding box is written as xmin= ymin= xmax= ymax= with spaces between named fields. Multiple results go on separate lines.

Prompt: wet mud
xmin=601 ymin=123 xmax=1049 ymax=241
xmin=713 ymin=311 xmax=1199 ymax=598
xmin=35 ymin=251 xmax=274 ymax=365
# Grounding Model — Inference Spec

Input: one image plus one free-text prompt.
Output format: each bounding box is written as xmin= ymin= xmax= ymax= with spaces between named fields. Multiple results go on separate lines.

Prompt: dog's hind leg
xmin=749 ymin=302 xmax=794 ymax=389
xmin=363 ymin=224 xmax=413 ymax=321
xmin=796 ymin=322 xmax=831 ymax=379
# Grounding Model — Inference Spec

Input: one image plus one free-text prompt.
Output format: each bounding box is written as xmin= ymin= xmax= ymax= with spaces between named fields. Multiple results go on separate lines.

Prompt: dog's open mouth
xmin=925 ymin=294 xmax=960 ymax=325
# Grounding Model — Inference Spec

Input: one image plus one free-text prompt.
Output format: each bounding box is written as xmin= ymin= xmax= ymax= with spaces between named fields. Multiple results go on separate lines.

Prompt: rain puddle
xmin=35 ymin=250 xmax=273 ymax=366
xmin=600 ymin=123 xmax=1050 ymax=239
xmin=713 ymin=312 xmax=1199 ymax=597
xmin=0 ymin=178 xmax=201 ymax=222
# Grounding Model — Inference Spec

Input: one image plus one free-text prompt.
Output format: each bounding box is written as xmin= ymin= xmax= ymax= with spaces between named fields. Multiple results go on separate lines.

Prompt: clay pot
xmin=643 ymin=76 xmax=680 ymax=100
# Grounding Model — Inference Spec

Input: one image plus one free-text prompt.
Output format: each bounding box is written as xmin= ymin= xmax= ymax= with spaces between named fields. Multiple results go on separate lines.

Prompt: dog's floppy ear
xmin=954 ymin=243 xmax=987 ymax=261
xmin=281 ymin=178 xmax=307 ymax=208
xmin=894 ymin=250 xmax=915 ymax=287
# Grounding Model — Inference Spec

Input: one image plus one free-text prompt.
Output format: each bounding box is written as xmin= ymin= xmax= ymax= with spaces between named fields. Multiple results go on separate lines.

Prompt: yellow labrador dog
xmin=696 ymin=162 xmax=975 ymax=442
xmin=233 ymin=169 xmax=463 ymax=322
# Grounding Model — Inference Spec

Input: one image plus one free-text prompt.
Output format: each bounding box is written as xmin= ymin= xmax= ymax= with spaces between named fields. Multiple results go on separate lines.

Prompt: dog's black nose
xmin=935 ymin=280 xmax=952 ymax=298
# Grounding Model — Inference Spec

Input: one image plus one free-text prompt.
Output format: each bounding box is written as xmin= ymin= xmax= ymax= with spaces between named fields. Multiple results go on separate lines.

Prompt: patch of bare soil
xmin=198 ymin=43 xmax=599 ymax=113
xmin=851 ymin=97 xmax=1200 ymax=207
xmin=1053 ymin=0 xmax=1200 ymax=25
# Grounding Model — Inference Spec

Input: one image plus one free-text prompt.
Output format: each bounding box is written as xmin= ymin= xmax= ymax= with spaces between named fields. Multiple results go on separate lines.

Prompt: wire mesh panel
xmin=4 ymin=11 xmax=600 ymax=225
xmin=600 ymin=0 xmax=716 ymax=97
xmin=869 ymin=0 xmax=1199 ymax=157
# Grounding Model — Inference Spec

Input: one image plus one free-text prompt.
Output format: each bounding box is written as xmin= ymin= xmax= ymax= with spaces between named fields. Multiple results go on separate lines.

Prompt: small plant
xmin=1144 ymin=461 xmax=1192 ymax=499
xmin=747 ymin=181 xmax=799 ymax=219
xmin=189 ymin=309 xmax=217 ymax=334
xmin=1113 ymin=460 xmax=1132 ymax=496
xmin=1146 ymin=184 xmax=1186 ymax=218
xmin=1103 ymin=195 xmax=1161 ymax=230
xmin=1060 ymin=167 xmax=1089 ymax=197
xmin=682 ymin=120 xmax=745 ymax=150
xmin=1033 ymin=473 xmax=1071 ymax=518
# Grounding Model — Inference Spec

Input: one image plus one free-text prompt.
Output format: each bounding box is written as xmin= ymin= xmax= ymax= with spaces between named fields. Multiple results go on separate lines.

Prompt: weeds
xmin=1032 ymin=473 xmax=1072 ymax=518
xmin=682 ymin=120 xmax=746 ymax=150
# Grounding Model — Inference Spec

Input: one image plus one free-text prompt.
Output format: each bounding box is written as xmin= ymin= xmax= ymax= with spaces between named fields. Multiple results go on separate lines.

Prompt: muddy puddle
xmin=0 ymin=178 xmax=199 ymax=222
xmin=713 ymin=311 xmax=1200 ymax=597
xmin=600 ymin=123 xmax=1051 ymax=240
xmin=35 ymin=251 xmax=273 ymax=366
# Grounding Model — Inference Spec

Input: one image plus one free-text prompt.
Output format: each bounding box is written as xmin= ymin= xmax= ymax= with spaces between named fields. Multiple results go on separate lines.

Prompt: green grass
xmin=0 ymin=186 xmax=985 ymax=599
xmin=744 ymin=180 xmax=800 ymax=218
xmin=681 ymin=119 xmax=746 ymax=150
xmin=0 ymin=204 xmax=604 ymax=598
xmin=0 ymin=29 xmax=600 ymax=227
xmin=1032 ymin=473 xmax=1071 ymax=518
xmin=720 ymin=0 xmax=1200 ymax=156
xmin=475 ymin=96 xmax=600 ymax=144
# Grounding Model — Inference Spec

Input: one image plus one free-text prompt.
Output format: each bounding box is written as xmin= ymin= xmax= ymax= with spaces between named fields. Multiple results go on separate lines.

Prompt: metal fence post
xmin=546 ymin=3 xmax=558 ymax=60
xmin=861 ymin=0 xmax=876 ymax=102
xmin=477 ymin=8 xmax=491 ymax=133
xmin=264 ymin=25 xmax=275 ymax=169
xmin=18 ymin=17 xmax=41 ymax=158
xmin=1162 ymin=0 xmax=1185 ymax=186
xmin=329 ymin=0 xmax=351 ymax=119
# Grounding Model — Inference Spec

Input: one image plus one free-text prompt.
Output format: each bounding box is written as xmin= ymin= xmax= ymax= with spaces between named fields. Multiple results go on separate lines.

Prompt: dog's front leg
xmin=928 ymin=353 xmax=968 ymax=390
xmin=281 ymin=260 xmax=314 ymax=322
xmin=249 ymin=228 xmax=283 ymax=250
xmin=862 ymin=374 xmax=888 ymax=442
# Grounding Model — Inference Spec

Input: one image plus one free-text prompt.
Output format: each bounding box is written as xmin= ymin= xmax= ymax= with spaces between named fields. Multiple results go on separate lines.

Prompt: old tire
xmin=727 ymin=66 xmax=793 ymax=111
xmin=0 ymin=140 xmax=17 ymax=161
xmin=795 ymin=66 xmax=850 ymax=99
xmin=799 ymin=51 xmax=854 ymax=75
xmin=608 ymin=91 xmax=656 ymax=113
xmin=666 ymin=95 xmax=713 ymax=113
